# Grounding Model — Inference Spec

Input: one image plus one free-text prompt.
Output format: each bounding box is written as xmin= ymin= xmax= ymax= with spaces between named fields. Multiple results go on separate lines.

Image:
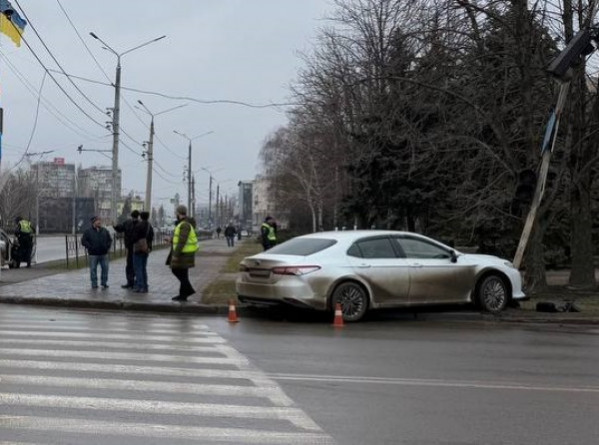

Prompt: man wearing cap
xmin=113 ymin=210 xmax=140 ymax=289
xmin=81 ymin=216 xmax=112 ymax=289
xmin=167 ymin=205 xmax=198 ymax=301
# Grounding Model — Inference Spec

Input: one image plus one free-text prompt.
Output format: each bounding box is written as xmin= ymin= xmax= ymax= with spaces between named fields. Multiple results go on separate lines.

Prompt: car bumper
xmin=235 ymin=278 xmax=328 ymax=310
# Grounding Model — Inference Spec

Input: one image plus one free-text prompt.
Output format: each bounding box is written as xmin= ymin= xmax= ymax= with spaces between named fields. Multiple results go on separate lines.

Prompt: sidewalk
xmin=0 ymin=238 xmax=239 ymax=314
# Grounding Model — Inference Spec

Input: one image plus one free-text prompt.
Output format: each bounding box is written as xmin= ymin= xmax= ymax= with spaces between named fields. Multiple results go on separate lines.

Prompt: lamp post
xmin=136 ymin=101 xmax=187 ymax=212
xmin=173 ymin=130 xmax=214 ymax=219
xmin=89 ymin=32 xmax=166 ymax=223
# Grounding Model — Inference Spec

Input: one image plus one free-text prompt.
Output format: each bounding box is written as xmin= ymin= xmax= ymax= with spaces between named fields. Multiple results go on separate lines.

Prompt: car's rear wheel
xmin=332 ymin=281 xmax=369 ymax=322
xmin=477 ymin=274 xmax=509 ymax=313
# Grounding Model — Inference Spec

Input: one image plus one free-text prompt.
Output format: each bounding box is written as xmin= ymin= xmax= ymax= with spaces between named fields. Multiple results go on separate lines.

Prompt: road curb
xmin=0 ymin=295 xmax=231 ymax=315
xmin=1 ymin=295 xmax=598 ymax=325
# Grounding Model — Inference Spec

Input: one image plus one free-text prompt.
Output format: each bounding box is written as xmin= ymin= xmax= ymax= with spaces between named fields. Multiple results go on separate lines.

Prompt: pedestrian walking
xmin=14 ymin=216 xmax=34 ymax=268
xmin=81 ymin=216 xmax=112 ymax=289
xmin=167 ymin=205 xmax=199 ymax=302
xmin=224 ymin=223 xmax=236 ymax=247
xmin=215 ymin=226 xmax=222 ymax=239
xmin=260 ymin=216 xmax=277 ymax=250
xmin=113 ymin=210 xmax=140 ymax=289
xmin=131 ymin=211 xmax=154 ymax=293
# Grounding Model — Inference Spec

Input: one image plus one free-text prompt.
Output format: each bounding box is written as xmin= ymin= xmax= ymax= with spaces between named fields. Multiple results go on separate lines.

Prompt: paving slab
xmin=0 ymin=238 xmax=240 ymax=314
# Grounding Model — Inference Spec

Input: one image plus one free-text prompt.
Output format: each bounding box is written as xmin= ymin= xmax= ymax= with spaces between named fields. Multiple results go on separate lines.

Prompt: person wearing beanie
xmin=113 ymin=210 xmax=140 ymax=289
xmin=81 ymin=216 xmax=112 ymax=289
xmin=167 ymin=205 xmax=198 ymax=302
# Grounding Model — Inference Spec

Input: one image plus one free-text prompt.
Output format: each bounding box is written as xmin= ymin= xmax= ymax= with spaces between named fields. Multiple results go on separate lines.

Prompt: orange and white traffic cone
xmin=333 ymin=303 xmax=344 ymax=328
xmin=228 ymin=300 xmax=240 ymax=323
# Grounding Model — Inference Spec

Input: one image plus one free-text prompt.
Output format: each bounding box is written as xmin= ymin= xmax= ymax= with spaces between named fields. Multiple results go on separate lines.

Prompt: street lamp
xmin=173 ymin=130 xmax=214 ymax=219
xmin=136 ymin=101 xmax=187 ymax=212
xmin=89 ymin=32 xmax=166 ymax=223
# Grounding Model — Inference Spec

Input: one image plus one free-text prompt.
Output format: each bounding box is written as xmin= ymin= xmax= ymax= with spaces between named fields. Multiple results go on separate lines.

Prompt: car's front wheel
xmin=477 ymin=274 xmax=509 ymax=313
xmin=331 ymin=281 xmax=369 ymax=322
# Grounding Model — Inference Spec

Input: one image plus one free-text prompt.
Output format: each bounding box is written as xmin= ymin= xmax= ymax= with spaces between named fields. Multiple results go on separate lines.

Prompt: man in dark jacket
xmin=14 ymin=216 xmax=34 ymax=268
xmin=113 ymin=210 xmax=140 ymax=288
xmin=224 ymin=223 xmax=236 ymax=247
xmin=131 ymin=211 xmax=154 ymax=293
xmin=81 ymin=216 xmax=112 ymax=289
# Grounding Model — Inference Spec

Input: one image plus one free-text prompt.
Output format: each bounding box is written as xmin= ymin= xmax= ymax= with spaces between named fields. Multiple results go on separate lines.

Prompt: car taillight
xmin=239 ymin=264 xmax=249 ymax=272
xmin=271 ymin=265 xmax=321 ymax=276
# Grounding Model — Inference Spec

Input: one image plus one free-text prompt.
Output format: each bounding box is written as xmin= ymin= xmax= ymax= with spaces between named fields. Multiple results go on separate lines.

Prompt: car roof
xmin=296 ymin=230 xmax=426 ymax=241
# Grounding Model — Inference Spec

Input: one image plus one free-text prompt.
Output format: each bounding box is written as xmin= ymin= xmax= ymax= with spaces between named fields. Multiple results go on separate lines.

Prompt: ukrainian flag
xmin=0 ymin=0 xmax=26 ymax=48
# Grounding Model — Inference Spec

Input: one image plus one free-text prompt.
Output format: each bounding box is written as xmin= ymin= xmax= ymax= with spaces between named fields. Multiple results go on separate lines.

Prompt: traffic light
xmin=547 ymin=28 xmax=596 ymax=81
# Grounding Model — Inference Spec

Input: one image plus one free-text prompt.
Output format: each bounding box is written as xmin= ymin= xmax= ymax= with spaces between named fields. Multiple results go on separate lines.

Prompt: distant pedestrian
xmin=215 ymin=226 xmax=222 ymax=239
xmin=260 ymin=216 xmax=277 ymax=250
xmin=167 ymin=205 xmax=198 ymax=302
xmin=113 ymin=210 xmax=140 ymax=289
xmin=237 ymin=226 xmax=242 ymax=241
xmin=224 ymin=223 xmax=236 ymax=247
xmin=14 ymin=216 xmax=34 ymax=268
xmin=81 ymin=216 xmax=112 ymax=289
xmin=131 ymin=211 xmax=154 ymax=293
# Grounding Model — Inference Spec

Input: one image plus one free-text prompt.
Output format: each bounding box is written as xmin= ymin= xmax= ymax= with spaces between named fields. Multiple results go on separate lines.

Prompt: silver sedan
xmin=236 ymin=230 xmax=526 ymax=322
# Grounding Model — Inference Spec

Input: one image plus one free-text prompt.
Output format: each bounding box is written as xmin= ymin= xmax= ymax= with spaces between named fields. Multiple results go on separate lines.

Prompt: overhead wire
xmin=9 ymin=72 xmax=46 ymax=171
xmin=14 ymin=0 xmax=107 ymax=116
xmin=0 ymin=50 xmax=104 ymax=139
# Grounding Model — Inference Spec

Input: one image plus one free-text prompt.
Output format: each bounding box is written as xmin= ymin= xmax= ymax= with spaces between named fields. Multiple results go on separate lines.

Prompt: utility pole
xmin=90 ymin=32 xmax=166 ymax=223
xmin=208 ymin=175 xmax=213 ymax=227
xmin=191 ymin=175 xmax=196 ymax=219
xmin=216 ymin=184 xmax=220 ymax=228
xmin=144 ymin=117 xmax=154 ymax=212
xmin=173 ymin=130 xmax=213 ymax=220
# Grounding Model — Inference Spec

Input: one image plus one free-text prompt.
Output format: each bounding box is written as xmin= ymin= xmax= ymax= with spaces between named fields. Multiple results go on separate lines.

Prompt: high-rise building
xmin=78 ymin=166 xmax=122 ymax=221
xmin=32 ymin=158 xmax=75 ymax=198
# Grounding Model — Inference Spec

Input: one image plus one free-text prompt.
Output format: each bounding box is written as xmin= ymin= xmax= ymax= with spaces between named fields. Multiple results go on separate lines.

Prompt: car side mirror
xmin=450 ymin=250 xmax=458 ymax=263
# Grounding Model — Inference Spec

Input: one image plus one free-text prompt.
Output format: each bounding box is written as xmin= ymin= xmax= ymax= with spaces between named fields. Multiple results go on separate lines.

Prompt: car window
xmin=267 ymin=238 xmax=337 ymax=256
xmin=349 ymin=237 xmax=397 ymax=259
xmin=394 ymin=237 xmax=451 ymax=259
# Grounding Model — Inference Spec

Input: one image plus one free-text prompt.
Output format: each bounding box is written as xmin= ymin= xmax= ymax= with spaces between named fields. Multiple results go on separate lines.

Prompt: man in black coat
xmin=81 ymin=216 xmax=112 ymax=289
xmin=113 ymin=210 xmax=140 ymax=288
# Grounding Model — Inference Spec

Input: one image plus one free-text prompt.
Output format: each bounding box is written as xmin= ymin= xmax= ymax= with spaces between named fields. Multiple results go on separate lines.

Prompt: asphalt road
xmin=1 ymin=306 xmax=598 ymax=444
xmin=34 ymin=235 xmax=73 ymax=264
xmin=206 ymin=312 xmax=599 ymax=445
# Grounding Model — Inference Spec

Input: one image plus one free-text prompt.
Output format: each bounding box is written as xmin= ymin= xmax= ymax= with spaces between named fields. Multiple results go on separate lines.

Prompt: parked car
xmin=236 ymin=230 xmax=526 ymax=322
xmin=0 ymin=228 xmax=36 ymax=269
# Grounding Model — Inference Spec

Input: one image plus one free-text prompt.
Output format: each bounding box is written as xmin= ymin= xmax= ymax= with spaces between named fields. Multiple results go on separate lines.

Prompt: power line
xmin=14 ymin=0 xmax=107 ymax=116
xmin=9 ymin=72 xmax=47 ymax=171
xmin=0 ymin=50 xmax=105 ymax=140
xmin=16 ymin=31 xmax=108 ymax=129
xmin=47 ymin=69 xmax=295 ymax=109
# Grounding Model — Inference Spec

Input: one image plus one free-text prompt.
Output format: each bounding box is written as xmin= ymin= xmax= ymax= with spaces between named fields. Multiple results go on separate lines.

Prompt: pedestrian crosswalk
xmin=0 ymin=309 xmax=335 ymax=444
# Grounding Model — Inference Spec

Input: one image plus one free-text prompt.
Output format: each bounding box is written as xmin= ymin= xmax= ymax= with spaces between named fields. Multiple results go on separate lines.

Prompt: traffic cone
xmin=333 ymin=303 xmax=344 ymax=328
xmin=228 ymin=300 xmax=240 ymax=323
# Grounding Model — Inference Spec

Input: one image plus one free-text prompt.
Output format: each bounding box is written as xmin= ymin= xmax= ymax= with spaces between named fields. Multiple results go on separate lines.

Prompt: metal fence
xmin=64 ymin=230 xmax=172 ymax=269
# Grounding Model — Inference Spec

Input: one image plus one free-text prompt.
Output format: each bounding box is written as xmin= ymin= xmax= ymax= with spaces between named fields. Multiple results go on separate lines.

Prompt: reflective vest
xmin=261 ymin=223 xmax=276 ymax=241
xmin=173 ymin=220 xmax=198 ymax=253
xmin=19 ymin=220 xmax=33 ymax=234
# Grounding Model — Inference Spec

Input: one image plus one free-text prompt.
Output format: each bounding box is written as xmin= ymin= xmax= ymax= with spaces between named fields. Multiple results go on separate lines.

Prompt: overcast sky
xmin=0 ymin=0 xmax=334 ymax=210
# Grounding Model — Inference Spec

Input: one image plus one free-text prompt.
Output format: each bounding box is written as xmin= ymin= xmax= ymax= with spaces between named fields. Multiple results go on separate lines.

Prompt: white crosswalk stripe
xmin=0 ymin=312 xmax=335 ymax=444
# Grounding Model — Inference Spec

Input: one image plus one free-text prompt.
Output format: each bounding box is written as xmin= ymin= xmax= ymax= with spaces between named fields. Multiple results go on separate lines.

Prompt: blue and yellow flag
xmin=0 ymin=0 xmax=26 ymax=47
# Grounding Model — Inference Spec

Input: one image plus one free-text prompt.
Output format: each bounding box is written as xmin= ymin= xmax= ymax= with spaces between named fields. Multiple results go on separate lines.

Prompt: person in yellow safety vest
xmin=167 ymin=205 xmax=199 ymax=302
xmin=260 ymin=216 xmax=277 ymax=251
xmin=14 ymin=216 xmax=34 ymax=268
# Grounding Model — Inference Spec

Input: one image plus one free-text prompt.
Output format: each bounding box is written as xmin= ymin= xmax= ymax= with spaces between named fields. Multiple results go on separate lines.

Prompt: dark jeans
xmin=133 ymin=253 xmax=148 ymax=291
xmin=89 ymin=254 xmax=109 ymax=287
xmin=226 ymin=236 xmax=235 ymax=247
xmin=125 ymin=247 xmax=135 ymax=286
xmin=171 ymin=267 xmax=195 ymax=297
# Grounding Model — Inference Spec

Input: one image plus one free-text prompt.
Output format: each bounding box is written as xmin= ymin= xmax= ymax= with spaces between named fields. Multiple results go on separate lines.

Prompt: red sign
xmin=53 ymin=157 xmax=65 ymax=165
